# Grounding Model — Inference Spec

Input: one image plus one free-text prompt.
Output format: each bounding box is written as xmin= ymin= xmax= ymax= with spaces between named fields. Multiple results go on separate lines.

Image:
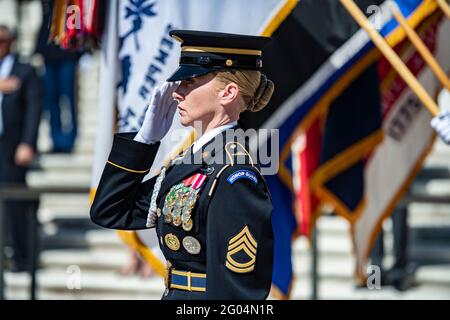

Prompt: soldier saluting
xmin=90 ymin=30 xmax=275 ymax=300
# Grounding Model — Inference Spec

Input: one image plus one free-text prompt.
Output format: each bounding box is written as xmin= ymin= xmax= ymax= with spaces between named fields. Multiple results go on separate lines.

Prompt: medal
xmin=182 ymin=236 xmax=201 ymax=255
xmin=171 ymin=189 xmax=183 ymax=226
xmin=162 ymin=173 xmax=208 ymax=231
xmin=163 ymin=205 xmax=172 ymax=223
xmin=182 ymin=218 xmax=193 ymax=231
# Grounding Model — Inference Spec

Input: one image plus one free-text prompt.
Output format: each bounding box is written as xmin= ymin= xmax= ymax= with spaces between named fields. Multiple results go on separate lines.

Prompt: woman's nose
xmin=172 ymin=90 xmax=184 ymax=102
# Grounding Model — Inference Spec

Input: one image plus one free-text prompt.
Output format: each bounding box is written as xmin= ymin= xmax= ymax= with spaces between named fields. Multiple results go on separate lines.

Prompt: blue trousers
xmin=43 ymin=60 xmax=78 ymax=152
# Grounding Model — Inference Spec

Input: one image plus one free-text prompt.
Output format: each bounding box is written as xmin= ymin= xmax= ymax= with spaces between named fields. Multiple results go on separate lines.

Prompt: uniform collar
xmin=192 ymin=121 xmax=238 ymax=154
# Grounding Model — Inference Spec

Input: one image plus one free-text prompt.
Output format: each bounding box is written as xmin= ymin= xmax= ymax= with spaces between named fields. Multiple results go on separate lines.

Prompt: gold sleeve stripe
xmin=227 ymin=244 xmax=256 ymax=262
xmin=182 ymin=46 xmax=261 ymax=56
xmin=107 ymin=161 xmax=150 ymax=174
xmin=226 ymin=257 xmax=256 ymax=269
xmin=225 ymin=261 xmax=255 ymax=274
xmin=228 ymin=226 xmax=257 ymax=248
xmin=228 ymin=236 xmax=257 ymax=255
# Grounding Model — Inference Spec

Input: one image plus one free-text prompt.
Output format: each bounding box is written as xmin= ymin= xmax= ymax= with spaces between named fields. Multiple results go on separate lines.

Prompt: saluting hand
xmin=135 ymin=81 xmax=180 ymax=144
xmin=431 ymin=111 xmax=450 ymax=145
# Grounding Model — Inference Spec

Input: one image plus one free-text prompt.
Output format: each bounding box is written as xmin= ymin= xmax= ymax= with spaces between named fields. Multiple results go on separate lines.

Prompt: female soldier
xmin=90 ymin=30 xmax=275 ymax=300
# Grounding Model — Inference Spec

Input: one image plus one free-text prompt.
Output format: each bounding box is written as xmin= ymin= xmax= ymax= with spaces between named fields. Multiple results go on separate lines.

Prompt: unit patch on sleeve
xmin=226 ymin=170 xmax=258 ymax=185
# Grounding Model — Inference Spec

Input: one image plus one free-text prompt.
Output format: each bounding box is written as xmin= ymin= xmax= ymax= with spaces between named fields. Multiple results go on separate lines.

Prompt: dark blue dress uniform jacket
xmin=90 ymin=129 xmax=274 ymax=300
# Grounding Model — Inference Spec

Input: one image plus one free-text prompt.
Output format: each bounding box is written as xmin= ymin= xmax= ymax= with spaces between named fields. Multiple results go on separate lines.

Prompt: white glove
xmin=135 ymin=81 xmax=180 ymax=144
xmin=431 ymin=111 xmax=450 ymax=145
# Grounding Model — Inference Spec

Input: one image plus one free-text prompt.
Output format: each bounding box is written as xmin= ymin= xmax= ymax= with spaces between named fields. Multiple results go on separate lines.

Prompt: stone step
xmin=78 ymin=125 xmax=98 ymax=139
xmin=27 ymin=170 xmax=91 ymax=188
xmin=291 ymin=263 xmax=450 ymax=299
xmin=414 ymin=264 xmax=450 ymax=287
xmin=408 ymin=203 xmax=450 ymax=226
xmin=40 ymin=249 xmax=128 ymax=272
xmin=5 ymin=288 xmax=160 ymax=300
xmin=36 ymin=154 xmax=93 ymax=171
xmin=39 ymin=193 xmax=91 ymax=209
xmin=73 ymin=140 xmax=95 ymax=155
xmin=410 ymin=244 xmax=450 ymax=264
xmin=293 ymin=255 xmax=355 ymax=281
xmin=421 ymin=179 xmax=450 ymax=196
xmin=424 ymin=154 xmax=450 ymax=168
xmin=292 ymin=233 xmax=353 ymax=256
xmin=78 ymin=91 xmax=100 ymax=104
xmin=78 ymin=114 xmax=98 ymax=127
xmin=5 ymin=270 xmax=164 ymax=300
xmin=41 ymin=229 xmax=123 ymax=250
xmin=36 ymin=134 xmax=95 ymax=156
xmin=38 ymin=209 xmax=91 ymax=225
xmin=291 ymin=278 xmax=450 ymax=300
xmin=315 ymin=216 xmax=350 ymax=236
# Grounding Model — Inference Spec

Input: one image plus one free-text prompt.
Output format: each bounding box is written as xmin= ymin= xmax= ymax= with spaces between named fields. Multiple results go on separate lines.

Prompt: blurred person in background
xmin=370 ymin=201 xmax=416 ymax=291
xmin=0 ymin=25 xmax=42 ymax=272
xmin=120 ymin=250 xmax=153 ymax=278
xmin=35 ymin=0 xmax=79 ymax=153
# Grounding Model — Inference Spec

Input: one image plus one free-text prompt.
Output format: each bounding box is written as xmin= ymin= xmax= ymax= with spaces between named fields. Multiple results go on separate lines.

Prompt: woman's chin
xmin=179 ymin=117 xmax=191 ymax=127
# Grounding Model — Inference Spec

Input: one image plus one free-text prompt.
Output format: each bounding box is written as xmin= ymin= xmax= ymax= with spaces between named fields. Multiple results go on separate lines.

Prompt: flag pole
xmin=389 ymin=2 xmax=450 ymax=92
xmin=340 ymin=0 xmax=440 ymax=116
xmin=436 ymin=0 xmax=450 ymax=20
xmin=310 ymin=223 xmax=319 ymax=300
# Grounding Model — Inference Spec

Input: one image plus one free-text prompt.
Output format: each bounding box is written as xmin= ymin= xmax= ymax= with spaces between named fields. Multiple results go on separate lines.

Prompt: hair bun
xmin=248 ymin=74 xmax=274 ymax=112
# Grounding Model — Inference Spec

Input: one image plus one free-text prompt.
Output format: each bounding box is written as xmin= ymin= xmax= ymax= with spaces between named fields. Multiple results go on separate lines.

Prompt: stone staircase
xmin=2 ymin=0 xmax=450 ymax=300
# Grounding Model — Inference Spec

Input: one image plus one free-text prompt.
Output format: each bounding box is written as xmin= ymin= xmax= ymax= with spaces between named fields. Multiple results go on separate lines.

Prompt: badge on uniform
xmin=225 ymin=225 xmax=257 ymax=274
xmin=182 ymin=236 xmax=202 ymax=255
xmin=226 ymin=169 xmax=258 ymax=185
xmin=165 ymin=233 xmax=180 ymax=251
xmin=162 ymin=173 xmax=207 ymax=231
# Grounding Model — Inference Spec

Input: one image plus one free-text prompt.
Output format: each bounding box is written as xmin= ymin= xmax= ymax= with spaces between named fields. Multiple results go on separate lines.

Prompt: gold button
xmin=226 ymin=59 xmax=233 ymax=66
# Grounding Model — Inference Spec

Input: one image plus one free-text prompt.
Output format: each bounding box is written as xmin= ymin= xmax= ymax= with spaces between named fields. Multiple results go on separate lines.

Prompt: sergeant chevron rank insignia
xmin=225 ymin=225 xmax=257 ymax=273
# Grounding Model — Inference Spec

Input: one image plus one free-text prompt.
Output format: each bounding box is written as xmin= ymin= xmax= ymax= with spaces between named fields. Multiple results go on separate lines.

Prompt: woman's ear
xmin=219 ymin=82 xmax=239 ymax=106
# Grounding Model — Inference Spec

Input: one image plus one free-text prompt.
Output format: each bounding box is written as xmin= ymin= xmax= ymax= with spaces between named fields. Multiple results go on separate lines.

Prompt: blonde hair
xmin=214 ymin=70 xmax=274 ymax=112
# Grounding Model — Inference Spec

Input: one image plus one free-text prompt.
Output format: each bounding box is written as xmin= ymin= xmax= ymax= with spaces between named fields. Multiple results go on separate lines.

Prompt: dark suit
xmin=91 ymin=129 xmax=274 ymax=299
xmin=0 ymin=56 xmax=42 ymax=270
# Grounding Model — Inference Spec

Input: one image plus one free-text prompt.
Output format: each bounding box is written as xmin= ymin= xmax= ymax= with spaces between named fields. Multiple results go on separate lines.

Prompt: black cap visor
xmin=167 ymin=65 xmax=218 ymax=82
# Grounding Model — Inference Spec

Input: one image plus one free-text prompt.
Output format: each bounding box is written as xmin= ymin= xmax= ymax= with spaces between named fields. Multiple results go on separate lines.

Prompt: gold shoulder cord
xmin=225 ymin=142 xmax=269 ymax=193
xmin=208 ymin=165 xmax=231 ymax=197
xmin=224 ymin=141 xmax=255 ymax=167
xmin=208 ymin=142 xmax=269 ymax=197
